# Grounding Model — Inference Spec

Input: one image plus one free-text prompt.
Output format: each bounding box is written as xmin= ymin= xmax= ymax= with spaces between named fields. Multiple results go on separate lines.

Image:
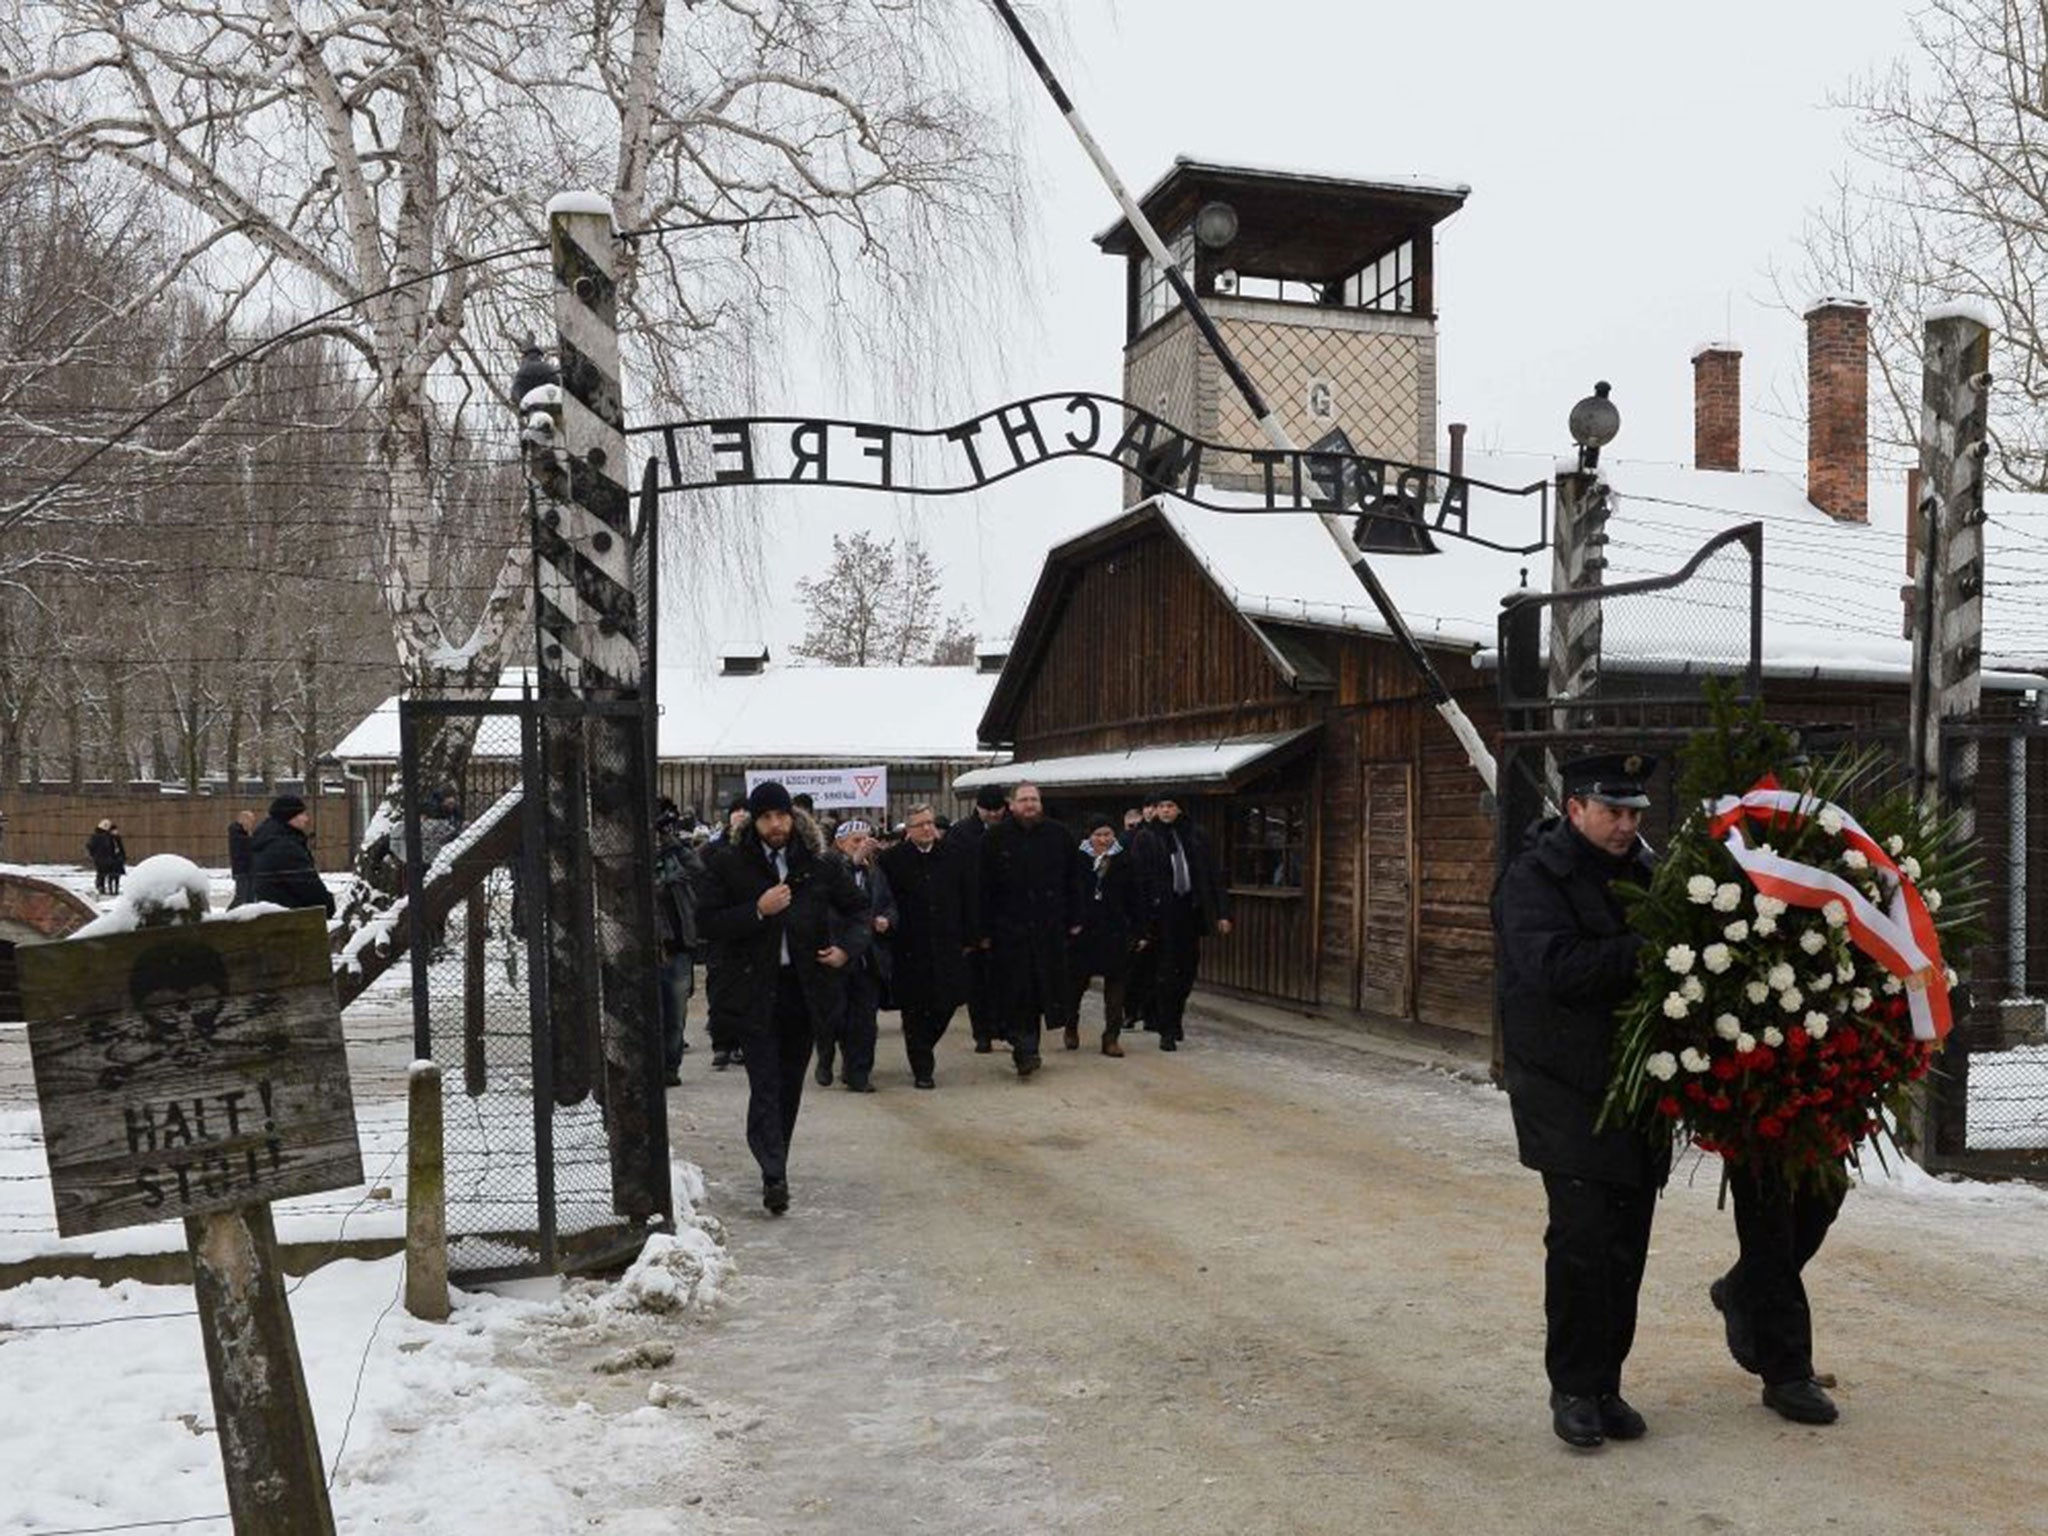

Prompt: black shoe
xmin=1761 ymin=1377 xmax=1838 ymax=1425
xmin=763 ymin=1178 xmax=790 ymax=1215
xmin=1015 ymin=1052 xmax=1041 ymax=1079
xmin=974 ymin=1039 xmax=993 ymax=1054
xmin=663 ymin=1069 xmax=682 ymax=1087
xmin=845 ymin=1075 xmax=875 ymax=1093
xmin=913 ymin=1074 xmax=936 ymax=1090
xmin=1596 ymin=1394 xmax=1647 ymax=1440
xmin=712 ymin=1049 xmax=732 ymax=1071
xmin=1159 ymin=1037 xmax=1178 ymax=1052
xmin=731 ymin=1045 xmax=745 ymax=1064
xmin=1548 ymin=1392 xmax=1605 ymax=1449
xmin=815 ymin=1057 xmax=834 ymax=1088
xmin=1710 ymin=1276 xmax=1762 ymax=1374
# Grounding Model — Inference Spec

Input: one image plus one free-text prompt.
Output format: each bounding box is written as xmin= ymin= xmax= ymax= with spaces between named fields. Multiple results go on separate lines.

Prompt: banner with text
xmin=745 ymin=766 xmax=889 ymax=810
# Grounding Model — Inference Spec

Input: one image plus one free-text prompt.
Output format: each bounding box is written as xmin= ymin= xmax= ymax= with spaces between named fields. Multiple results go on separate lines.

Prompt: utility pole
xmin=1909 ymin=306 xmax=1990 ymax=1160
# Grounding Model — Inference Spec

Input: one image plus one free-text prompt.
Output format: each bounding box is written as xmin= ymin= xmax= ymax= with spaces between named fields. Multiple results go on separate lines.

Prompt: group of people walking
xmin=1494 ymin=751 xmax=1843 ymax=1450
xmin=659 ymin=778 xmax=1232 ymax=1214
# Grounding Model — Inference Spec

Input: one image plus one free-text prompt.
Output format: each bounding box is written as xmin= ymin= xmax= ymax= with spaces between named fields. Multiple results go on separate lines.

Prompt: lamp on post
xmin=1568 ymin=380 xmax=1621 ymax=471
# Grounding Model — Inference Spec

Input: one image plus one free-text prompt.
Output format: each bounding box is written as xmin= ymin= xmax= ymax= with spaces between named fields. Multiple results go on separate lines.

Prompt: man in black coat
xmin=654 ymin=800 xmax=706 ymax=1086
xmin=1070 ymin=817 xmax=1147 ymax=1056
xmin=949 ymin=784 xmax=1009 ymax=1051
xmin=227 ymin=810 xmax=257 ymax=908
xmin=978 ymin=781 xmax=1085 ymax=1076
xmin=248 ymin=796 xmax=336 ymax=916
xmin=1492 ymin=752 xmax=1667 ymax=1450
xmin=879 ymin=803 xmax=978 ymax=1089
xmin=1131 ymin=795 xmax=1231 ymax=1051
xmin=695 ymin=780 xmax=869 ymax=1214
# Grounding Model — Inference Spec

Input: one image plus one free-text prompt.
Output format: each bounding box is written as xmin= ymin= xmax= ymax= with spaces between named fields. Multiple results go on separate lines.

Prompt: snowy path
xmin=661 ymin=999 xmax=2048 ymax=1536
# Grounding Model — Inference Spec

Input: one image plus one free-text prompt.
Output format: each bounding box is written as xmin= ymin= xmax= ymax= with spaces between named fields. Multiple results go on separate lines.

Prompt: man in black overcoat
xmin=696 ymin=780 xmax=870 ymax=1214
xmin=1070 ymin=816 xmax=1147 ymax=1055
xmin=949 ymin=783 xmax=1008 ymax=1051
xmin=978 ymin=781 xmax=1085 ymax=1077
xmin=248 ymin=796 xmax=336 ymax=916
xmin=817 ymin=818 xmax=895 ymax=1094
xmin=227 ymin=810 xmax=257 ymax=908
xmin=1492 ymin=751 xmax=1668 ymax=1450
xmin=878 ymin=803 xmax=979 ymax=1088
xmin=1131 ymin=794 xmax=1231 ymax=1050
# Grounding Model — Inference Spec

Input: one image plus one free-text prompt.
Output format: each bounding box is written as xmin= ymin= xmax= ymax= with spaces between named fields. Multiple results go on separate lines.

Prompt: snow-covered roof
xmin=1106 ymin=451 xmax=2048 ymax=689
xmin=953 ymin=728 xmax=1316 ymax=793
xmin=331 ymin=665 xmax=1004 ymax=764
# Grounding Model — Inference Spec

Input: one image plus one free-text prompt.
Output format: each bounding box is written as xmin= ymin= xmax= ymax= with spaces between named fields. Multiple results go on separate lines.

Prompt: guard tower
xmin=1096 ymin=158 xmax=1467 ymax=495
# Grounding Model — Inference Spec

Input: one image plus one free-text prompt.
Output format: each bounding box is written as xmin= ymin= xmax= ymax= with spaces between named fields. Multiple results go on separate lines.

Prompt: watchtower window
xmin=1342 ymin=240 xmax=1416 ymax=314
xmin=1136 ymin=227 xmax=1196 ymax=331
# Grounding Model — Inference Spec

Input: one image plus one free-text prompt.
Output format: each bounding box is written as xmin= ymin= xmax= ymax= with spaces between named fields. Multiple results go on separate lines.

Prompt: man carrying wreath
xmin=1492 ymin=751 xmax=1670 ymax=1450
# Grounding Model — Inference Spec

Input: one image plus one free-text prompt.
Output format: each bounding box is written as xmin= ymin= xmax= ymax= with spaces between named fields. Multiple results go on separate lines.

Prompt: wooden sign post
xmin=21 ymin=905 xmax=360 ymax=1535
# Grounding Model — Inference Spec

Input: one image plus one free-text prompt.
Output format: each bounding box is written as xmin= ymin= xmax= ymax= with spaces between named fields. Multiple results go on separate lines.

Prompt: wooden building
xmin=959 ymin=159 xmax=2048 ymax=1050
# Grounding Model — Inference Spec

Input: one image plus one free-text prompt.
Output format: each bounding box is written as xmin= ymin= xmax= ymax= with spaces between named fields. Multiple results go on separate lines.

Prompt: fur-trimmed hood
xmin=730 ymin=806 xmax=826 ymax=859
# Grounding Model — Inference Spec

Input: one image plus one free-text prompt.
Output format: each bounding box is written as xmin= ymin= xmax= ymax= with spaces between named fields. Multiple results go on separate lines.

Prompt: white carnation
xmin=1822 ymin=900 xmax=1848 ymax=929
xmin=1851 ymin=987 xmax=1874 ymax=1011
xmin=1745 ymin=981 xmax=1770 ymax=1005
xmin=1736 ymin=1032 xmax=1758 ymax=1053
xmin=1702 ymin=943 xmax=1733 ymax=974
xmin=1799 ymin=929 xmax=1827 ymax=955
xmin=1882 ymin=975 xmax=1903 ymax=996
xmin=1644 ymin=1052 xmax=1679 ymax=1082
xmin=1762 ymin=1026 xmax=1785 ymax=1047
xmin=1687 ymin=874 xmax=1718 ymax=904
xmin=1755 ymin=894 xmax=1788 ymax=918
xmin=1807 ymin=971 xmax=1833 ymax=992
xmin=1662 ymin=992 xmax=1691 ymax=1019
xmin=1664 ymin=944 xmax=1696 ymax=974
xmin=1712 ymin=882 xmax=1743 ymax=912
xmin=1681 ymin=975 xmax=1706 ymax=1003
xmin=1804 ymin=1015 xmax=1831 ymax=1040
xmin=1780 ymin=988 xmax=1805 ymax=1012
xmin=1819 ymin=806 xmax=1845 ymax=835
xmin=1925 ymin=887 xmax=1943 ymax=912
xmin=1842 ymin=848 xmax=1869 ymax=872
xmin=1767 ymin=962 xmax=1796 ymax=992
xmin=1888 ymin=834 xmax=1905 ymax=856
xmin=1835 ymin=960 xmax=1855 ymax=984
xmin=1681 ymin=1046 xmax=1712 ymax=1073
xmin=1754 ymin=915 xmax=1778 ymax=937
xmin=1723 ymin=919 xmax=1750 ymax=943
xmin=1901 ymin=855 xmax=1922 ymax=881
xmin=1946 ymin=967 xmax=1959 ymax=988
xmin=1714 ymin=1013 xmax=1742 ymax=1041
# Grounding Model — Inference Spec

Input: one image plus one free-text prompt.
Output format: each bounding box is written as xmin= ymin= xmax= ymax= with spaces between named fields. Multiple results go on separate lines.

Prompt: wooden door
xmin=1360 ymin=762 xmax=1415 ymax=1018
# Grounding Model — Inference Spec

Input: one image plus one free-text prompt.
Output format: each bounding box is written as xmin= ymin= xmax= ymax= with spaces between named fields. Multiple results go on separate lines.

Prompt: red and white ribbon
xmin=1705 ymin=784 xmax=1952 ymax=1041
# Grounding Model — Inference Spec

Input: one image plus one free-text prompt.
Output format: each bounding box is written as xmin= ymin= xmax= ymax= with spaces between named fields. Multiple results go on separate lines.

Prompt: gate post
xmin=1549 ymin=466 xmax=1611 ymax=775
xmin=1910 ymin=306 xmax=1990 ymax=1160
xmin=547 ymin=194 xmax=668 ymax=1225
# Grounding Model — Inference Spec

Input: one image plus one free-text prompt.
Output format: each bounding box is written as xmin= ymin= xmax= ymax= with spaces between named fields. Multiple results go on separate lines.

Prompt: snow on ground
xmin=0 ymin=1164 xmax=738 ymax=1536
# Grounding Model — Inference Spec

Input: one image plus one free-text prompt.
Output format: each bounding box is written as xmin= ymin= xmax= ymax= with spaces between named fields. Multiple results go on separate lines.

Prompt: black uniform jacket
xmin=697 ymin=812 xmax=871 ymax=1038
xmin=1494 ymin=816 xmax=1669 ymax=1189
xmin=248 ymin=816 xmax=336 ymax=916
xmin=877 ymin=836 xmax=978 ymax=1016
xmin=1072 ymin=845 xmax=1146 ymax=980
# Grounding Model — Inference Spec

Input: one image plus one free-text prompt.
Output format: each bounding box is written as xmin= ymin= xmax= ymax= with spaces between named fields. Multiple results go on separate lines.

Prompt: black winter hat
xmin=269 ymin=794 xmax=308 ymax=822
xmin=746 ymin=780 xmax=793 ymax=817
xmin=975 ymin=784 xmax=1008 ymax=812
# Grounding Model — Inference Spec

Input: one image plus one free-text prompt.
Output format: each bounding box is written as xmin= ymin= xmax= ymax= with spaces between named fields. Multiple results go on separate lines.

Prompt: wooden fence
xmin=0 ymin=788 xmax=356 ymax=873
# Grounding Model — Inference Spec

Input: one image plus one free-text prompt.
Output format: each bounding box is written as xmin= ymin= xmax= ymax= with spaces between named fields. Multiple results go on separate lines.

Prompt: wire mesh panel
xmin=398 ymin=699 xmax=656 ymax=1280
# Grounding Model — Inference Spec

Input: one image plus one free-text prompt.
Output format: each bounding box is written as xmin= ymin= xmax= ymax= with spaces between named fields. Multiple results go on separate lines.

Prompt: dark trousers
xmin=1151 ymin=900 xmax=1203 ymax=1041
xmin=740 ymin=968 xmax=815 ymax=1184
xmin=902 ymin=1004 xmax=954 ymax=1080
xmin=1125 ymin=941 xmax=1158 ymax=1028
xmin=819 ymin=966 xmax=880 ymax=1083
xmin=1071 ymin=970 xmax=1128 ymax=1035
xmin=966 ymin=948 xmax=1001 ymax=1045
xmin=1725 ymin=1165 xmax=1845 ymax=1385
xmin=1539 ymin=1173 xmax=1658 ymax=1398
xmin=997 ymin=937 xmax=1071 ymax=1060
xmin=230 ymin=873 xmax=253 ymax=909
xmin=658 ymin=955 xmax=695 ymax=1073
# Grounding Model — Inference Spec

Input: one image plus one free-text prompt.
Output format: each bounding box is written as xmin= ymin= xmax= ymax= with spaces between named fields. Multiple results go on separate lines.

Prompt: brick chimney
xmin=1806 ymin=298 xmax=1870 ymax=522
xmin=1692 ymin=344 xmax=1741 ymax=471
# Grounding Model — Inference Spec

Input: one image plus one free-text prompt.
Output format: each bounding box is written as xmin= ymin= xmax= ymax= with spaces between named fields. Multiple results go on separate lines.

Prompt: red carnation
xmin=1657 ymin=1095 xmax=1682 ymax=1118
xmin=1711 ymin=1057 xmax=1741 ymax=1081
xmin=1709 ymin=1093 xmax=1733 ymax=1113
xmin=1685 ymin=1081 xmax=1708 ymax=1102
xmin=1757 ymin=1115 xmax=1786 ymax=1139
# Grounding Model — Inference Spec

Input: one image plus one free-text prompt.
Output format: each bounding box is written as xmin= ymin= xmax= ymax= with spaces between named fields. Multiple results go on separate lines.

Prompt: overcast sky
xmin=663 ymin=0 xmax=1920 ymax=665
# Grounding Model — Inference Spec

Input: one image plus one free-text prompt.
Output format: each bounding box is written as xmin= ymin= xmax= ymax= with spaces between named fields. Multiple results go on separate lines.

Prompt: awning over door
xmin=952 ymin=727 xmax=1318 ymax=796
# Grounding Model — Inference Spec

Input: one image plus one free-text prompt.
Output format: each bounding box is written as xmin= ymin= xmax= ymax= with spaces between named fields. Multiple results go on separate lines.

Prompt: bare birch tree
xmin=2 ymin=0 xmax=1026 ymax=908
xmin=1791 ymin=0 xmax=2048 ymax=487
